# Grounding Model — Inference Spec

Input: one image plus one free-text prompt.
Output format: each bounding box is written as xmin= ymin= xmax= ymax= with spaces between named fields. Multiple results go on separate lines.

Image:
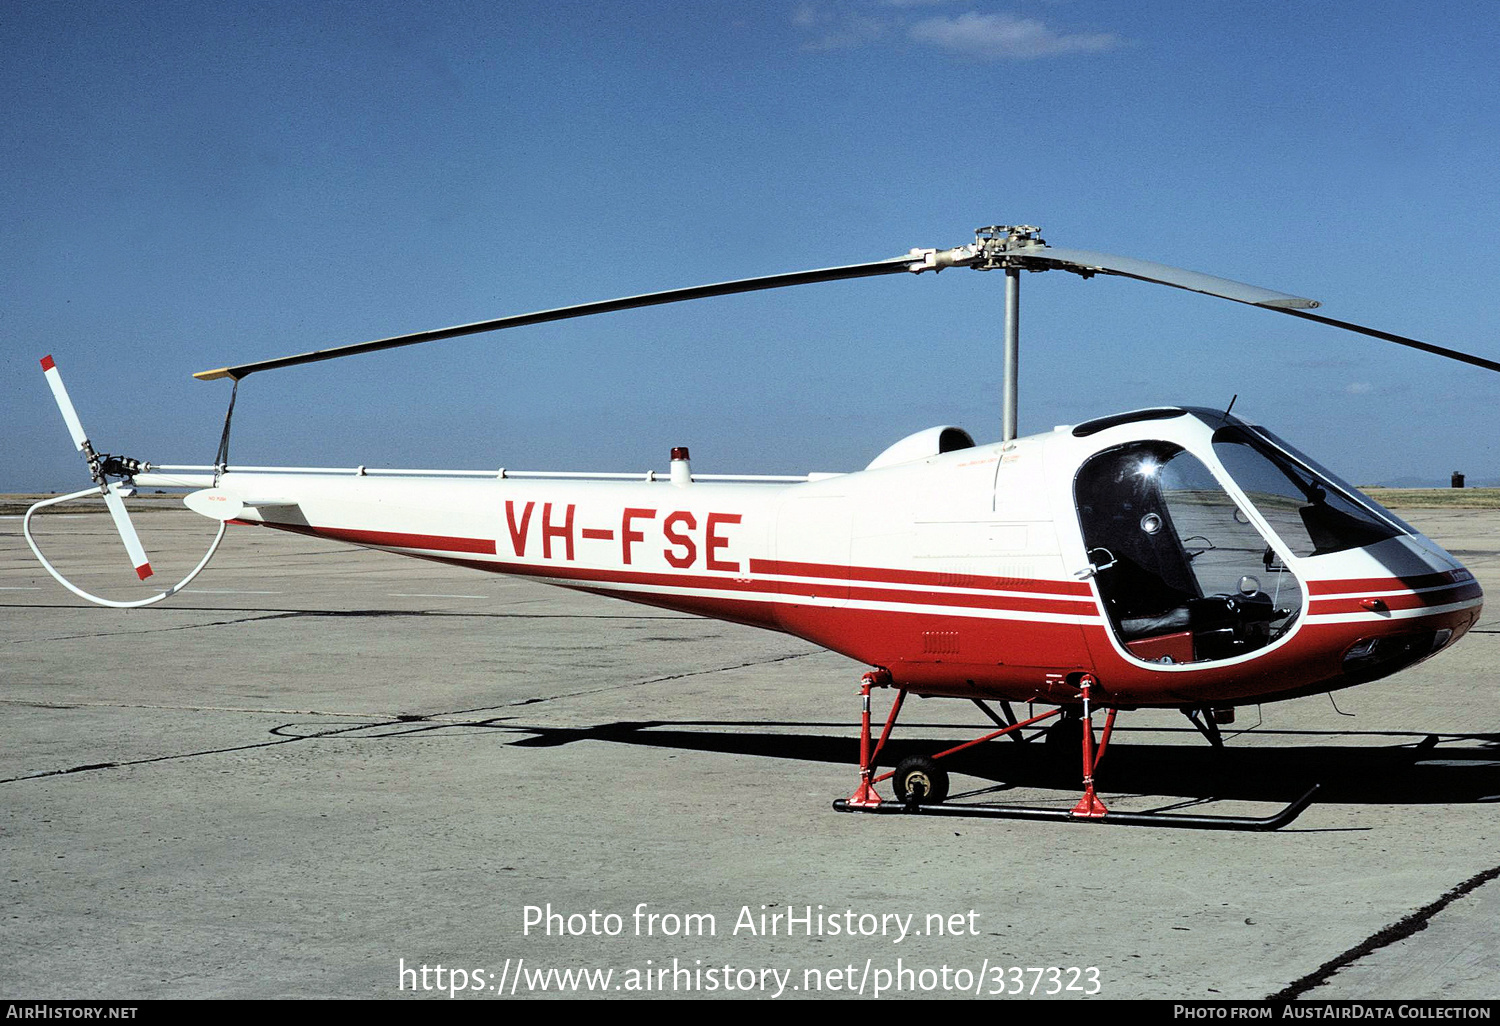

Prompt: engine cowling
xmin=865 ymin=426 xmax=975 ymax=470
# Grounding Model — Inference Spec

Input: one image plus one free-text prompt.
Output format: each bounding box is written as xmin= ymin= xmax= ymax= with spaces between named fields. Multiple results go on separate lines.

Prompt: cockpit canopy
xmin=1074 ymin=421 xmax=1404 ymax=666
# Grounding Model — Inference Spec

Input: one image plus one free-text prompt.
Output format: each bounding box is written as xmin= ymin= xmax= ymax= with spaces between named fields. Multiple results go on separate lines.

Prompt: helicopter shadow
xmin=479 ymin=719 xmax=1500 ymax=807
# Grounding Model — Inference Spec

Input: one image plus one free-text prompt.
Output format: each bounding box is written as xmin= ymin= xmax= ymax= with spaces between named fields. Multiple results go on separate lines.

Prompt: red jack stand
xmin=1070 ymin=675 xmax=1114 ymax=819
xmin=846 ymin=669 xmax=898 ymax=808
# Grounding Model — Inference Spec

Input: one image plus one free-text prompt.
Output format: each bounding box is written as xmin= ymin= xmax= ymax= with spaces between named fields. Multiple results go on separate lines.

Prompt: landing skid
xmin=836 ymin=670 xmax=1320 ymax=832
xmin=833 ymin=785 xmax=1320 ymax=831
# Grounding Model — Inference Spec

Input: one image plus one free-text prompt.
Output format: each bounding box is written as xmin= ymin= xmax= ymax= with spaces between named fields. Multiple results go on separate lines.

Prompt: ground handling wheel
xmin=892 ymin=755 xmax=949 ymax=805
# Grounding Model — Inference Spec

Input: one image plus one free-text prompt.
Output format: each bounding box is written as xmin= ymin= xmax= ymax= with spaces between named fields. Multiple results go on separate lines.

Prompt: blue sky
xmin=5 ymin=1 xmax=1498 ymax=491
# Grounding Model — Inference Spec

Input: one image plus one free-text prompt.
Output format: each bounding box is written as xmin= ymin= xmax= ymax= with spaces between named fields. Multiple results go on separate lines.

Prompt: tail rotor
xmin=28 ymin=355 xmax=228 ymax=608
xmin=39 ymin=354 xmax=153 ymax=580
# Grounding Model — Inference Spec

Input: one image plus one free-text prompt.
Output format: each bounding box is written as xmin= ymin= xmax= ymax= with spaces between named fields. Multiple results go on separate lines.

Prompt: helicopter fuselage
xmin=184 ymin=406 xmax=1481 ymax=712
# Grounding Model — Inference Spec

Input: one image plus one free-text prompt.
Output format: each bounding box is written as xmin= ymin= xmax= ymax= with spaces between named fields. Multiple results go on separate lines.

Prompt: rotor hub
xmin=970 ymin=224 xmax=1048 ymax=270
xmin=907 ymin=224 xmax=1049 ymax=273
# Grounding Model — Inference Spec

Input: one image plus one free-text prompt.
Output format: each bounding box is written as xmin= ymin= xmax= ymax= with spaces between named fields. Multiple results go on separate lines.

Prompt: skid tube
xmin=833 ymin=784 xmax=1321 ymax=831
xmin=832 ymin=670 xmax=1321 ymax=831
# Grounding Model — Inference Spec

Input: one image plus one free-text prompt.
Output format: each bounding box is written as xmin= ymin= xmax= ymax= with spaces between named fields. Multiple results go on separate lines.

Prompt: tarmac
xmin=2 ymin=501 xmax=1498 ymax=1000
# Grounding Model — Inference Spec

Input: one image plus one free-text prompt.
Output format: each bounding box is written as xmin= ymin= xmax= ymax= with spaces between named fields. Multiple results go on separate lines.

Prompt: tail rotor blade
xmin=40 ymin=355 xmax=91 ymax=452
xmin=103 ymin=484 xmax=153 ymax=581
xmin=39 ymin=355 xmax=154 ymax=581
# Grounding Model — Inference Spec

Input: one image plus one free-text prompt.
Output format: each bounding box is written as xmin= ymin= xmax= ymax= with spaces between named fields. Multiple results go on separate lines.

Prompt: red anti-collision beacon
xmin=670 ymin=447 xmax=692 ymax=487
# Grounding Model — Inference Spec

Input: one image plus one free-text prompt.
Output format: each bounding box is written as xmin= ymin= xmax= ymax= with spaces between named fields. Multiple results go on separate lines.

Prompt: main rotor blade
xmin=1275 ymin=308 xmax=1500 ymax=374
xmin=1018 ymin=245 xmax=1500 ymax=373
xmin=194 ymin=254 xmax=920 ymax=381
xmin=190 ymin=226 xmax=1500 ymax=383
xmin=40 ymin=355 xmax=91 ymax=450
xmin=1017 ymin=246 xmax=1321 ymax=310
xmin=103 ymin=483 xmax=153 ymax=581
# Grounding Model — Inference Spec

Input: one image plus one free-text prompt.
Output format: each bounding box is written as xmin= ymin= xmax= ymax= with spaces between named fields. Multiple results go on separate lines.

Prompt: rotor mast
xmin=917 ymin=224 xmax=1048 ymax=442
xmin=1004 ymin=266 xmax=1020 ymax=441
xmin=975 ymin=225 xmax=1047 ymax=442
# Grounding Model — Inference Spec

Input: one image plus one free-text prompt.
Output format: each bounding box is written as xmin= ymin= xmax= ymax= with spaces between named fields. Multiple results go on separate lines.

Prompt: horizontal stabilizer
xmin=185 ymin=489 xmax=300 ymax=522
xmin=184 ymin=489 xmax=245 ymax=521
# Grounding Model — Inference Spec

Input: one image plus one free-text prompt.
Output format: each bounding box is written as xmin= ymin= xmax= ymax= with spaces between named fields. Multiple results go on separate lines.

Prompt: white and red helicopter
xmin=28 ymin=225 xmax=1495 ymax=830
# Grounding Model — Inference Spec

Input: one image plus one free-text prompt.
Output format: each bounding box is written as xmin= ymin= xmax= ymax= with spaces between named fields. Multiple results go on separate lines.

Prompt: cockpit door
xmin=1074 ymin=441 xmax=1303 ymax=665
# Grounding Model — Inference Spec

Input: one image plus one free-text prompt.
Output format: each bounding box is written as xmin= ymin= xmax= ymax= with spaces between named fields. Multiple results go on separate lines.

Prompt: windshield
xmin=1248 ymin=425 xmax=1419 ymax=536
xmin=1211 ymin=426 xmax=1401 ymax=557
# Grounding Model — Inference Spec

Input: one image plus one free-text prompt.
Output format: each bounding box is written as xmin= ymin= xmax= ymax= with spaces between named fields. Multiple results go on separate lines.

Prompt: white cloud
xmin=793 ymin=3 xmax=888 ymax=51
xmin=1346 ymin=382 xmax=1375 ymax=394
xmin=908 ymin=12 xmax=1119 ymax=59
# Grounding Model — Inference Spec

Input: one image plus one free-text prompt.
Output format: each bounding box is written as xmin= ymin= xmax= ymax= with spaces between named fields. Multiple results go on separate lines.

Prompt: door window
xmin=1075 ymin=442 xmax=1302 ymax=664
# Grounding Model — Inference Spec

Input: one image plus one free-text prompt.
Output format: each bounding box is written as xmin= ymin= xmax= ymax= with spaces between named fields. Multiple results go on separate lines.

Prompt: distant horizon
xmin=5 ymin=472 xmax=1497 ymax=497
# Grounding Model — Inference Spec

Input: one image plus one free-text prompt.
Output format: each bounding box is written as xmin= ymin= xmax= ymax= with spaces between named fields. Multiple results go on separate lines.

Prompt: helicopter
xmin=27 ymin=225 xmax=1495 ymax=831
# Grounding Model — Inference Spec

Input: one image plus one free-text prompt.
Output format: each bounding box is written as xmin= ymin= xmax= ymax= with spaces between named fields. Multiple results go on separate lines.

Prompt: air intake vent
xmin=921 ymin=631 xmax=960 ymax=655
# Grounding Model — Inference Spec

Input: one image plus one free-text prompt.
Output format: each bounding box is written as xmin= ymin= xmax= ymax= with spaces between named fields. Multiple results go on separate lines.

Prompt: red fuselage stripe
xmin=1306 ymin=571 xmax=1471 ymax=595
xmin=775 ymin=578 xmax=1095 ymax=613
xmin=456 ymin=556 xmax=1094 ymax=613
xmin=274 ymin=523 xmax=498 ymax=555
xmin=1309 ymin=582 xmax=1483 ymax=615
xmin=270 ymin=523 xmax=1095 ymax=601
xmin=747 ymin=558 xmax=1094 ymax=596
xmin=257 ymin=523 xmax=1479 ymax=619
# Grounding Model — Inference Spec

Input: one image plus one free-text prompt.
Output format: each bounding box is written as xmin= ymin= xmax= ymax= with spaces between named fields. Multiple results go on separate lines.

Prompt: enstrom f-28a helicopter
xmin=28 ymin=225 xmax=1497 ymax=830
